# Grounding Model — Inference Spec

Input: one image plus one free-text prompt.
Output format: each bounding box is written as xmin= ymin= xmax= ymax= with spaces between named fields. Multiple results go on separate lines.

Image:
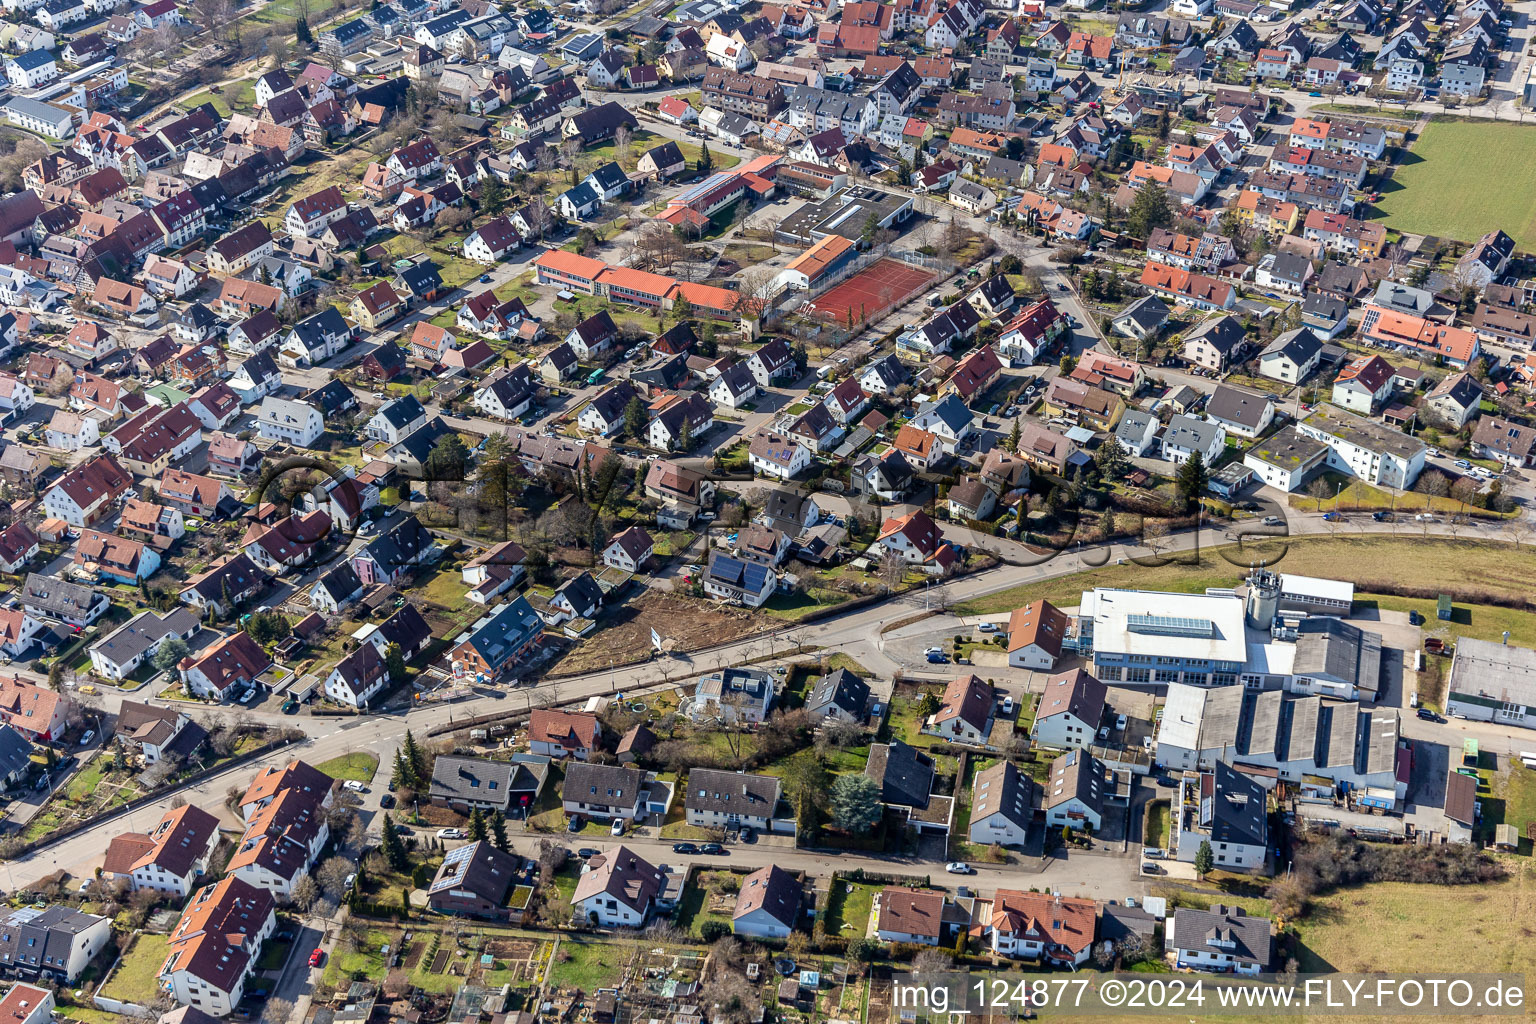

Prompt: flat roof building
xmin=1079 ymin=588 xmax=1250 ymax=686
xmin=1447 ymin=637 xmax=1536 ymax=729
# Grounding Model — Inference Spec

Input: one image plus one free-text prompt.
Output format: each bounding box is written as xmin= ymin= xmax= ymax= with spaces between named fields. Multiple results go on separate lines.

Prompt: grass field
xmin=99 ymin=933 xmax=170 ymax=1006
xmin=548 ymin=940 xmax=624 ymax=989
xmin=316 ymin=753 xmax=380 ymax=783
xmin=1373 ymin=121 xmax=1536 ymax=248
xmin=824 ymin=880 xmax=878 ymax=938
xmin=1292 ymin=864 xmax=1536 ymax=975
xmin=950 ymin=537 xmax=1536 ymax=642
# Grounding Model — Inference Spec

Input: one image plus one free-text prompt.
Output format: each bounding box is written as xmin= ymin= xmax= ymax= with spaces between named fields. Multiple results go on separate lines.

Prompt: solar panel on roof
xmin=1126 ymin=613 xmax=1215 ymax=637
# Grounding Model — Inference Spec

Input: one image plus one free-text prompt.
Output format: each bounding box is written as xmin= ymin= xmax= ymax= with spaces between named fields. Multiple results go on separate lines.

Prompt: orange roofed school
xmin=534 ymin=249 xmax=763 ymax=332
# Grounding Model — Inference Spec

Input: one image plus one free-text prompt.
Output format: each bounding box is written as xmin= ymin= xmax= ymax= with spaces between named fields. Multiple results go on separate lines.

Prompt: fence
xmin=805 ymin=247 xmax=947 ymax=301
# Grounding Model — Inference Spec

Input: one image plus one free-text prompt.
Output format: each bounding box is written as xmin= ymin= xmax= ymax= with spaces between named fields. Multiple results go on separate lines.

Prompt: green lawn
xmin=256 ymin=937 xmax=294 ymax=971
xmin=1144 ymin=799 xmax=1171 ymax=849
xmin=323 ymin=929 xmax=392 ymax=987
xmin=823 ymin=880 xmax=878 ymax=938
xmin=99 ymin=934 xmax=170 ymax=1006
xmin=1373 ymin=121 xmax=1536 ymax=248
xmin=548 ymin=940 xmax=624 ymax=989
xmin=315 ymin=753 xmax=380 ymax=783
xmin=673 ymin=880 xmax=733 ymax=937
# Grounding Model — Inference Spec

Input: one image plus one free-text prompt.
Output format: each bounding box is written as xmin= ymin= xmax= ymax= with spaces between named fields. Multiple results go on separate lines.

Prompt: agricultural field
xmin=950 ymin=537 xmax=1536 ymax=642
xmin=1372 ymin=121 xmax=1536 ymax=249
xmin=1291 ymin=865 xmax=1536 ymax=976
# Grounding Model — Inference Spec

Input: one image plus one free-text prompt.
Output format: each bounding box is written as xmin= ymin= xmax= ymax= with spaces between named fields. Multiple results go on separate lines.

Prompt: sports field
xmin=1373 ymin=121 xmax=1536 ymax=249
xmin=807 ymin=258 xmax=934 ymax=325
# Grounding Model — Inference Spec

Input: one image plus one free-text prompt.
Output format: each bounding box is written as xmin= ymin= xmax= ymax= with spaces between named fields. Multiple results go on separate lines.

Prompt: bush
xmin=700 ymin=920 xmax=731 ymax=943
xmin=1268 ymin=833 xmax=1503 ymax=919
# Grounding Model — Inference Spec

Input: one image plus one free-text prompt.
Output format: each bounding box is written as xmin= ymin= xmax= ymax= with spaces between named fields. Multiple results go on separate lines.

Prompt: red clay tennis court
xmin=807 ymin=258 xmax=935 ymax=325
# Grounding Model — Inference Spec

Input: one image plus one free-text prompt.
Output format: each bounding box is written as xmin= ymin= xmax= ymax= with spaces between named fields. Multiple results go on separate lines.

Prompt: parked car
xmin=699 ymin=843 xmax=725 ymax=855
xmin=922 ymin=646 xmax=944 ymax=656
xmin=927 ymin=653 xmax=949 ymax=664
xmin=78 ymin=730 xmax=94 ymax=747
xmin=1323 ymin=511 xmax=1344 ymax=521
xmin=578 ymin=848 xmax=600 ymax=859
xmin=309 ymin=949 xmax=325 ymax=968
xmin=343 ymin=780 xmax=367 ymax=793
xmin=566 ymin=816 xmax=583 ymax=833
xmin=610 ymin=819 xmax=625 ymax=837
xmin=380 ymin=794 xmax=395 ymax=809
xmin=672 ymin=842 xmax=699 ymax=854
xmin=437 ymin=828 xmax=467 ymax=840
xmin=977 ymin=622 xmax=999 ymax=633
xmin=944 ymin=862 xmax=973 ymax=874
xmin=1001 ymin=696 xmax=1015 ymax=715
xmin=1372 ymin=511 xmax=1392 ymax=521
xmin=1417 ymin=707 xmax=1438 ymax=721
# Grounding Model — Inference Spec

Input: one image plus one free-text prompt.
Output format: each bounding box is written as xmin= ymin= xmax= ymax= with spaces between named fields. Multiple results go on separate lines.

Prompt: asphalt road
xmin=8 ymin=509 xmax=1528 ymax=897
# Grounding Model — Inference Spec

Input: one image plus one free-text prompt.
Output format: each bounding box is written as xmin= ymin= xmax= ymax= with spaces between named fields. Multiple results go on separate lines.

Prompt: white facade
xmin=256 ymin=396 xmax=324 ymax=447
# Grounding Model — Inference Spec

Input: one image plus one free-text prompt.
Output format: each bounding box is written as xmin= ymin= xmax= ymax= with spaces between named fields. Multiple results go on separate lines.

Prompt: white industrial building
xmin=1446 ymin=638 xmax=1536 ymax=728
xmin=1154 ymin=683 xmax=1404 ymax=808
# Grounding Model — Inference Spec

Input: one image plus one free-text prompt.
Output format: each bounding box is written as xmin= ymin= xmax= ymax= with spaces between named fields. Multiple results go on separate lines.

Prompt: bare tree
xmin=290 ymin=875 xmax=320 ymax=912
xmin=878 ymin=549 xmax=906 ymax=593
xmin=523 ymin=196 xmax=553 ymax=241
xmin=1509 ymin=519 xmax=1533 ymax=550
xmin=1307 ymin=477 xmax=1331 ymax=512
xmin=913 ymin=949 xmax=952 ymax=975
xmin=316 ymin=856 xmax=354 ymax=896
xmin=1450 ymin=476 xmax=1479 ymax=513
xmin=614 ymin=125 xmax=632 ymax=165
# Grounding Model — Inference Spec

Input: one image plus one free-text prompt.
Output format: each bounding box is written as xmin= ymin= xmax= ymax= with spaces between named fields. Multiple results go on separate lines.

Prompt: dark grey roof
xmin=305 ymin=379 xmax=357 ymax=417
xmin=1205 ymin=385 xmax=1272 ymax=431
xmin=1114 ymin=295 xmax=1170 ymax=330
xmin=376 ymin=394 xmax=426 ymax=430
xmin=1267 ymin=252 xmax=1311 ymax=284
xmin=315 ymin=562 xmax=363 ymax=604
xmin=1162 ymin=414 xmax=1222 ymax=454
xmin=386 ymin=416 xmax=453 ymax=466
xmin=395 ymin=261 xmax=443 ymax=298
xmin=1261 ymin=327 xmax=1322 ymax=364
xmin=1204 ymin=761 xmax=1268 ymax=847
xmin=1044 ymin=748 xmax=1105 ymax=816
xmin=0 ymin=724 xmax=31 ymax=777
xmin=866 ymin=739 xmax=934 ymax=808
xmin=1168 ymin=904 xmax=1270 ymax=967
xmin=555 ymin=572 xmax=603 ymax=615
xmin=1293 ymin=617 xmax=1382 ymax=698
xmin=587 ymin=161 xmax=628 ymax=192
xmin=21 ymin=574 xmax=106 ymax=620
xmin=428 ymin=754 xmax=544 ymax=805
xmin=761 ymin=488 xmax=810 ymax=523
xmin=685 ymin=768 xmax=779 ymax=816
xmin=971 ymin=760 xmax=1034 ymax=830
xmin=563 ymin=762 xmax=645 ymax=808
xmin=807 ymin=667 xmax=870 ymax=719
xmin=1100 ymin=903 xmax=1157 ymax=944
xmin=92 ymin=609 xmax=198 ymax=669
xmin=1303 ymin=292 xmax=1348 ymax=322
xmin=428 ymin=838 xmax=519 ymax=901
xmin=863 ymin=354 xmax=909 ymax=390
